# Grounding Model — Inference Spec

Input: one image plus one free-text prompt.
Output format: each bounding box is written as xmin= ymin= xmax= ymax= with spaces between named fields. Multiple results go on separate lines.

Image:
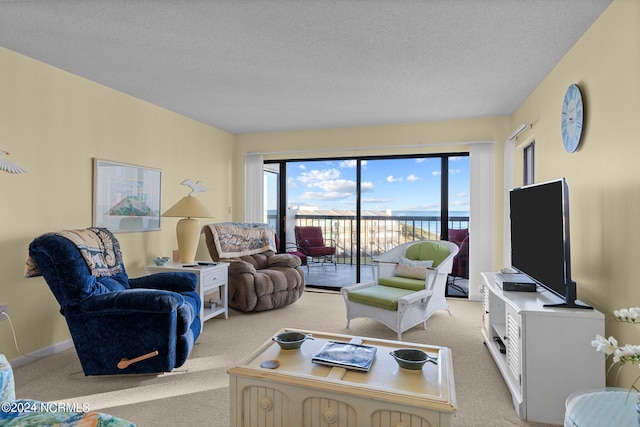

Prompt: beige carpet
xmin=12 ymin=291 xmax=558 ymax=427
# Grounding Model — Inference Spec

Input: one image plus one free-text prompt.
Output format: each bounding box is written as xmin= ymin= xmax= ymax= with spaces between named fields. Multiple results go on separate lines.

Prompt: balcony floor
xmin=303 ymin=262 xmax=468 ymax=298
xmin=303 ymin=263 xmax=373 ymax=289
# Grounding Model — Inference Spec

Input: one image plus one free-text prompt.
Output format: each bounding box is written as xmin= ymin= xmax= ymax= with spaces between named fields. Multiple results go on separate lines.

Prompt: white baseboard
xmin=10 ymin=339 xmax=74 ymax=368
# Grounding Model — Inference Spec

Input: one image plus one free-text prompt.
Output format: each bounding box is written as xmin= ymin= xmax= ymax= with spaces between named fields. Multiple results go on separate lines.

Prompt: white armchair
xmin=342 ymin=240 xmax=458 ymax=339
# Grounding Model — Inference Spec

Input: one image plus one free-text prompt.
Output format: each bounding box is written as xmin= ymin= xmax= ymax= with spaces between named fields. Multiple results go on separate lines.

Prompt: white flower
xmin=595 ymin=307 xmax=640 ymax=386
xmin=614 ymin=307 xmax=640 ymax=323
xmin=592 ymin=335 xmax=618 ymax=355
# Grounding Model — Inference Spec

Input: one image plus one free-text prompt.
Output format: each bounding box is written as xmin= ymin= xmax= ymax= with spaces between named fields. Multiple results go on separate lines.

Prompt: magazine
xmin=312 ymin=341 xmax=377 ymax=372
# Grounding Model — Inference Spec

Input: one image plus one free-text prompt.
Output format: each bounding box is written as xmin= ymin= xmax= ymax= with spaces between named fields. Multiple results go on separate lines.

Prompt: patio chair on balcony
xmin=445 ymin=228 xmax=469 ymax=296
xmin=293 ymin=226 xmax=337 ymax=272
xmin=341 ymin=240 xmax=458 ymax=340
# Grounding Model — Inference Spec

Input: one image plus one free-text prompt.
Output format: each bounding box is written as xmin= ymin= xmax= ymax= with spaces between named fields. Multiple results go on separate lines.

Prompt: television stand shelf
xmin=481 ymin=272 xmax=604 ymax=424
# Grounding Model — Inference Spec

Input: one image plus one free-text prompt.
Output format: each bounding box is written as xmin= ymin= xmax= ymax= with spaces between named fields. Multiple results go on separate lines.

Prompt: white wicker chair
xmin=342 ymin=240 xmax=459 ymax=340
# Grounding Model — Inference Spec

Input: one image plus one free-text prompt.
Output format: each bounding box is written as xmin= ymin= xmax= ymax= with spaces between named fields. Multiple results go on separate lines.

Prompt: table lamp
xmin=162 ymin=195 xmax=213 ymax=263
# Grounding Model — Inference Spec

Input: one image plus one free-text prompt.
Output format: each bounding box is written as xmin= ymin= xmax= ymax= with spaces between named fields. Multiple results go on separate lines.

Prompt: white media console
xmin=480 ymin=272 xmax=605 ymax=424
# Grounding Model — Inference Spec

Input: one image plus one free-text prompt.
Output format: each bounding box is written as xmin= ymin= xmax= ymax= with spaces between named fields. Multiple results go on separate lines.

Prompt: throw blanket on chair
xmin=205 ymin=222 xmax=276 ymax=259
xmin=24 ymin=227 xmax=123 ymax=278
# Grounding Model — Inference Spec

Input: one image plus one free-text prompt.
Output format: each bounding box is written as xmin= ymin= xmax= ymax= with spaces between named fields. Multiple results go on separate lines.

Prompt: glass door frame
xmin=266 ymin=152 xmax=468 ymax=283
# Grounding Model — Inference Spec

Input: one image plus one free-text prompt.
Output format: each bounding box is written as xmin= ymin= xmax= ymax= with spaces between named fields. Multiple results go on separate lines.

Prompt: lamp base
xmin=176 ymin=217 xmax=200 ymax=264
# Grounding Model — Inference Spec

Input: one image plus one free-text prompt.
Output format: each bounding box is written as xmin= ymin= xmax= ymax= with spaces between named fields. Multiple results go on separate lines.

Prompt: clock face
xmin=561 ymin=84 xmax=584 ymax=153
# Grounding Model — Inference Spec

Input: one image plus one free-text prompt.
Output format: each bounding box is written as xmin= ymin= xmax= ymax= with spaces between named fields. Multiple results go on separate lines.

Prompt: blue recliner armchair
xmin=27 ymin=228 xmax=201 ymax=376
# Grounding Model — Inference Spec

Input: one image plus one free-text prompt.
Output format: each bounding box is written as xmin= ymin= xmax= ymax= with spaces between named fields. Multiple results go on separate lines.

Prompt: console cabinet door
xmin=302 ymin=397 xmax=356 ymax=426
xmin=241 ymin=385 xmax=290 ymax=427
xmin=482 ymin=286 xmax=490 ymax=332
xmin=505 ymin=304 xmax=522 ymax=395
xmin=371 ymin=410 xmax=436 ymax=427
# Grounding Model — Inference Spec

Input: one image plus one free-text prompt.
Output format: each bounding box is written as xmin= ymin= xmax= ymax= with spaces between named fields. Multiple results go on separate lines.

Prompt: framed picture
xmin=93 ymin=158 xmax=162 ymax=232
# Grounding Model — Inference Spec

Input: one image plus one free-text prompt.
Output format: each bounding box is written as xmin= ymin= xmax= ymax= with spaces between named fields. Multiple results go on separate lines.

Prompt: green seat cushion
xmin=347 ymin=285 xmax=414 ymax=311
xmin=378 ymin=276 xmax=425 ymax=291
xmin=405 ymin=241 xmax=451 ymax=267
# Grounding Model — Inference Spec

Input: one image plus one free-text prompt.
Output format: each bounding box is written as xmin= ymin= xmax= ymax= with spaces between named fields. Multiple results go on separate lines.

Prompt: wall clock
xmin=561 ymin=83 xmax=584 ymax=153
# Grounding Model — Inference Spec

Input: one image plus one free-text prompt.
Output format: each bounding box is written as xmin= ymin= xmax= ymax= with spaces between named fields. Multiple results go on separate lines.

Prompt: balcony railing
xmin=270 ymin=213 xmax=469 ymax=266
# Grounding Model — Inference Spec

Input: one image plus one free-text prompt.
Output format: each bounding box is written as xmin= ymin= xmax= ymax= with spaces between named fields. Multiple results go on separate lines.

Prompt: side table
xmin=146 ymin=261 xmax=229 ymax=329
xmin=565 ymin=387 xmax=639 ymax=426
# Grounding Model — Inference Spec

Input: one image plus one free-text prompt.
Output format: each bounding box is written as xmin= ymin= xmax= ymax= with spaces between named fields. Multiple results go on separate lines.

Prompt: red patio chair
xmin=293 ymin=226 xmax=337 ymax=272
xmin=446 ymin=228 xmax=469 ymax=296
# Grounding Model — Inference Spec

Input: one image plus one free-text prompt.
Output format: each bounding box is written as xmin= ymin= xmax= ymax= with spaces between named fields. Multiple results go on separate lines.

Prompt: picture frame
xmin=93 ymin=158 xmax=162 ymax=233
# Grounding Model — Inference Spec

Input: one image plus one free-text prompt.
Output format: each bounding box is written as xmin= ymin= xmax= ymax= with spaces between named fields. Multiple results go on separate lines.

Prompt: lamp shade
xmin=162 ymin=195 xmax=213 ymax=218
xmin=162 ymin=195 xmax=213 ymax=263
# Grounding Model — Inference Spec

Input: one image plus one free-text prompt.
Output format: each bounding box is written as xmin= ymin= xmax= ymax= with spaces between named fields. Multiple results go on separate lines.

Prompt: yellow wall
xmin=0 ymin=48 xmax=234 ymax=361
xmin=1 ymin=0 xmax=637 ymax=387
xmin=512 ymin=0 xmax=640 ymax=387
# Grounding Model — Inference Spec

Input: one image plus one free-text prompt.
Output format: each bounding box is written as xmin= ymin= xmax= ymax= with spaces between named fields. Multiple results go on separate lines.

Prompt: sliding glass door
xmin=447 ymin=155 xmax=471 ymax=229
xmin=267 ymin=153 xmax=469 ymax=285
xmin=359 ymin=157 xmax=443 ymax=279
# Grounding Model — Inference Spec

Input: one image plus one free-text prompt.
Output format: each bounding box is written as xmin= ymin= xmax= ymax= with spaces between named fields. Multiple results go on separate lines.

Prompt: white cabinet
xmin=504 ymin=303 xmax=522 ymax=391
xmin=146 ymin=262 xmax=229 ymax=329
xmin=481 ymin=272 xmax=605 ymax=424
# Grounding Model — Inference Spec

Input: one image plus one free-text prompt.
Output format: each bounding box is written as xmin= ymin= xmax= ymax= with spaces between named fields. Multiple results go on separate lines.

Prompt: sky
xmin=272 ymin=156 xmax=469 ymax=213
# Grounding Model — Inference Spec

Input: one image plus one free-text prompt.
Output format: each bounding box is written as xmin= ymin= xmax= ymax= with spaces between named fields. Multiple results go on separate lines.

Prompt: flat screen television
xmin=509 ymin=178 xmax=590 ymax=309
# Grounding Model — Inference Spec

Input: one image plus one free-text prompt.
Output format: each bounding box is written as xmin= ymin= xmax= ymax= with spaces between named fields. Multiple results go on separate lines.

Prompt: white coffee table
xmin=228 ymin=328 xmax=457 ymax=427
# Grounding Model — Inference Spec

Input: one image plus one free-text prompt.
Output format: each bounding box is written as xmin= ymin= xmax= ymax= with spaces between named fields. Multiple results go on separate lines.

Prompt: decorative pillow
xmin=395 ymin=256 xmax=433 ymax=280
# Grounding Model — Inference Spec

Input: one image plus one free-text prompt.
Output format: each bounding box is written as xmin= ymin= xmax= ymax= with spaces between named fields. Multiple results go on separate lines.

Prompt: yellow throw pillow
xmin=395 ymin=256 xmax=433 ymax=280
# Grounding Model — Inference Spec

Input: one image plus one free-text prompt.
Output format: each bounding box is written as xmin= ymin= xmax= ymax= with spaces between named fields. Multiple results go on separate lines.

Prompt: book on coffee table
xmin=312 ymin=341 xmax=377 ymax=371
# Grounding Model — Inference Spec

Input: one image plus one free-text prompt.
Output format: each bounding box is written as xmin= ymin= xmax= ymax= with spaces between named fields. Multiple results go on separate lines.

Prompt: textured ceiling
xmin=0 ymin=1 xmax=612 ymax=135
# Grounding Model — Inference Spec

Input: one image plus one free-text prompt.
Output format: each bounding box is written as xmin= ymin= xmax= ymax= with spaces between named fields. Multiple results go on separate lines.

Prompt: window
xmin=267 ymin=153 xmax=469 ymax=283
xmin=523 ymin=141 xmax=535 ymax=185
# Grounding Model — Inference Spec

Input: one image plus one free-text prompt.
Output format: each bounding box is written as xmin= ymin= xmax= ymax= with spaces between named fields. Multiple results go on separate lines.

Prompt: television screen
xmin=509 ymin=178 xmax=570 ymax=300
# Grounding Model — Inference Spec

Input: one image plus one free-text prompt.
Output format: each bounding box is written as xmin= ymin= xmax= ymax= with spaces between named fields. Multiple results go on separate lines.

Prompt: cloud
xmin=362 ymin=198 xmax=392 ymax=204
xmin=291 ymin=163 xmax=377 ymax=204
xmin=338 ymin=159 xmax=367 ymax=168
xmin=361 ymin=181 xmax=374 ymax=192
xmin=450 ymin=168 xmax=462 ymax=174
xmin=301 ymin=191 xmax=351 ymax=201
xmin=297 ymin=168 xmax=341 ymax=183
xmin=415 ymin=158 xmax=426 ymax=163
xmin=310 ymin=179 xmax=355 ymax=192
xmin=311 ymin=179 xmax=374 ymax=192
xmin=298 ymin=164 xmax=306 ymax=170
xmin=407 ymin=174 xmax=419 ymax=181
xmin=386 ymin=175 xmax=402 ymax=182
xmin=432 ymin=170 xmax=441 ymax=176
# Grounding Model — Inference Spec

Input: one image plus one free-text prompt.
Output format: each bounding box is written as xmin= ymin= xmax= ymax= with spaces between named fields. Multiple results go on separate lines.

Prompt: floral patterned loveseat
xmin=0 ymin=354 xmax=135 ymax=426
